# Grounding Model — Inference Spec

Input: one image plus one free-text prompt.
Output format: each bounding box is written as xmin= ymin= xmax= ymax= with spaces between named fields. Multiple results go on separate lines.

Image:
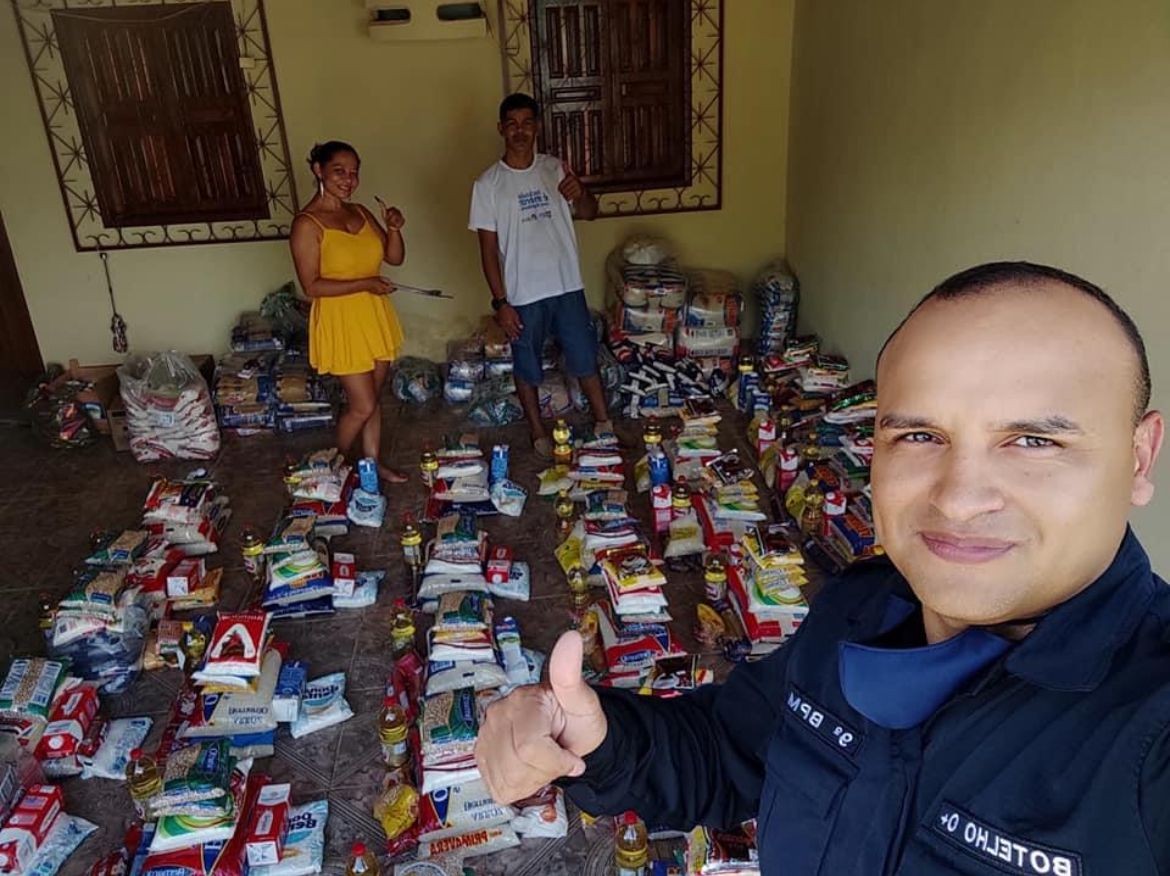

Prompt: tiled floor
xmin=0 ymin=394 xmax=760 ymax=874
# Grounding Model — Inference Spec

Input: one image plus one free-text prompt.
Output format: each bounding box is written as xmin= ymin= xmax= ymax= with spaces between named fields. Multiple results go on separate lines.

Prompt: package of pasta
xmin=0 ymin=659 xmax=66 ymax=722
xmin=417 ymin=780 xmax=515 ymax=842
xmin=419 ymin=825 xmax=520 ymax=861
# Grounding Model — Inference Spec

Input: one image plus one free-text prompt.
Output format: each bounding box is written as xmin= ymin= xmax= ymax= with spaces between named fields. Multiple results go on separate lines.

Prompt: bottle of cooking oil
xmin=419 ymin=449 xmax=439 ymax=487
xmin=703 ymin=555 xmax=728 ymax=603
xmin=345 ymin=841 xmax=380 ymax=876
xmin=241 ymin=527 xmax=266 ymax=582
xmin=567 ymin=565 xmax=590 ymax=610
xmin=125 ymin=748 xmax=162 ymax=819
xmin=379 ymin=702 xmax=410 ymax=769
xmin=614 ymin=811 xmax=649 ymax=876
xmin=389 ymin=599 xmax=415 ymax=657
xmin=555 ymin=489 xmax=576 ymax=536
xmin=800 ymin=489 xmax=826 ymax=537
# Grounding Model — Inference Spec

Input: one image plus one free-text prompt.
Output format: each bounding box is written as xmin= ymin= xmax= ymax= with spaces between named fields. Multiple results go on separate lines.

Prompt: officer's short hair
xmin=878 ymin=261 xmax=1152 ymax=423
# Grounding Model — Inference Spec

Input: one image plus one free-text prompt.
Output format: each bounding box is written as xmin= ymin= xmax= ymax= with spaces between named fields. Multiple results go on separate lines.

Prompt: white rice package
xmin=81 ymin=716 xmax=153 ymax=780
xmin=333 ymin=570 xmax=382 ymax=610
xmin=23 ymin=814 xmax=97 ymax=876
xmin=290 ymin=674 xmax=353 ymax=739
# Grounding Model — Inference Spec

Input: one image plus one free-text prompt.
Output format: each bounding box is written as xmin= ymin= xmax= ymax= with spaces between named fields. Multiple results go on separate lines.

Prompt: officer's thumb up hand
xmin=476 ymin=631 xmax=607 ymax=804
xmin=548 ymin=630 xmax=608 ymax=756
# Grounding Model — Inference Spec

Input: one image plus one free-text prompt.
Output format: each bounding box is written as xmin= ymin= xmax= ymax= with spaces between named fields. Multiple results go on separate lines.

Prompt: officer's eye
xmin=1009 ymin=435 xmax=1058 ymax=449
xmin=896 ymin=431 xmax=939 ymax=444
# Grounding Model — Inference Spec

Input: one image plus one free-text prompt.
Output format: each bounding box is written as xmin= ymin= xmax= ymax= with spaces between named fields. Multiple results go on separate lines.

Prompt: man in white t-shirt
xmin=469 ymin=93 xmax=613 ymax=458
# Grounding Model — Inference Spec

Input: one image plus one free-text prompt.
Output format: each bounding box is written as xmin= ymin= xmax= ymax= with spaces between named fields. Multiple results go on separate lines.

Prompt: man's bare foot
xmin=533 ymin=436 xmax=553 ymax=460
xmin=378 ymin=464 xmax=408 ymax=484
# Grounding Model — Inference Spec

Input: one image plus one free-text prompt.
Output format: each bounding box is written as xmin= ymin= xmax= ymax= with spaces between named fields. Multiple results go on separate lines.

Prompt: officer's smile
xmin=919 ymin=531 xmax=1016 ymax=564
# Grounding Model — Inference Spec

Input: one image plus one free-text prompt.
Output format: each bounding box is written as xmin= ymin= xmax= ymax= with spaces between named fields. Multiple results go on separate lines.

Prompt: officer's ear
xmin=1131 ymin=411 xmax=1164 ymax=507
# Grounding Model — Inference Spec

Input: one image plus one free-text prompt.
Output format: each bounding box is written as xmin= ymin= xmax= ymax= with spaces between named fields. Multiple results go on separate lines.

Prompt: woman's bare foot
xmin=378 ymin=464 xmax=409 ymax=484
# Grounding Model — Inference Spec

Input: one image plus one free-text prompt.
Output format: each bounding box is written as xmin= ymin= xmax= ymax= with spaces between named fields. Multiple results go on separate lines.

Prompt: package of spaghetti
xmin=419 ymin=825 xmax=520 ymax=861
xmin=417 ymin=780 xmax=515 ymax=841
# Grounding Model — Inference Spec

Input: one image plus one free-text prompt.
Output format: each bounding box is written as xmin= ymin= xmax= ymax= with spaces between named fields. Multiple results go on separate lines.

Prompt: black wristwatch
xmin=491 ymin=297 xmax=508 ymax=312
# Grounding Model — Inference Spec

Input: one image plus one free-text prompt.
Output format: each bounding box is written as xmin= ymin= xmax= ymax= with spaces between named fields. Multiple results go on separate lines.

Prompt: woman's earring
xmin=317 ymin=177 xmax=324 ymax=196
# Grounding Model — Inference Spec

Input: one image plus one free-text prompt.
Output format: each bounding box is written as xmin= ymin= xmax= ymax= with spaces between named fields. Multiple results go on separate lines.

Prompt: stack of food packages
xmin=752 ymin=259 xmax=800 ymax=357
xmin=444 ymin=316 xmax=611 ymax=427
xmin=273 ymin=351 xmax=335 ymax=433
xmin=685 ymin=819 xmax=762 ymax=875
xmin=214 ymin=311 xmax=335 ymax=435
xmin=743 ymin=335 xmax=881 ymax=570
xmin=537 ymin=426 xmax=688 ymax=692
xmin=117 ymin=352 xmax=221 ymax=462
xmin=604 ymin=239 xmax=745 ymax=419
xmin=0 ymin=664 xmax=106 ymax=872
xmin=107 ymin=604 xmax=333 ymax=876
xmin=372 ymin=496 xmax=566 ymax=868
xmin=421 ymin=434 xmax=529 ymax=521
xmin=214 ymin=352 xmax=277 ymax=433
xmin=41 ymin=476 xmax=231 ymax=698
xmin=258 ymin=447 xmax=390 ymax=621
xmin=652 ymin=402 xmax=809 ymax=662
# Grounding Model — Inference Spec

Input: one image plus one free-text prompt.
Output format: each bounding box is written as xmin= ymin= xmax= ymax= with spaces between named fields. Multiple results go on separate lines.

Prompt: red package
xmin=37 ymin=684 xmax=100 ymax=761
xmin=0 ymin=784 xmax=62 ymax=872
xmin=385 ymin=651 xmax=425 ymax=722
xmin=331 ymin=552 xmax=357 ymax=598
xmin=245 ymin=783 xmax=290 ymax=867
xmin=485 ymin=546 xmax=513 ymax=586
xmin=166 ymin=558 xmax=205 ymax=598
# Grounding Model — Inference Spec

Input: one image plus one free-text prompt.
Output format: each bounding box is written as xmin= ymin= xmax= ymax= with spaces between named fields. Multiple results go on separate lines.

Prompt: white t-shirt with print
xmin=468 ymin=154 xmax=584 ymax=307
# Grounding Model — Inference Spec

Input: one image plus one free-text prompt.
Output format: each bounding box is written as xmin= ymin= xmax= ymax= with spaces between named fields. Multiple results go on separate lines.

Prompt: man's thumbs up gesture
xmin=476 ymin=630 xmax=608 ymax=803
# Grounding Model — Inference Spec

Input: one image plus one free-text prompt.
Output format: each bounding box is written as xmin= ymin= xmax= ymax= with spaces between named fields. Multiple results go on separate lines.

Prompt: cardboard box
xmin=485 ymin=546 xmax=513 ymax=586
xmin=108 ymin=398 xmax=130 ymax=452
xmin=51 ymin=359 xmax=119 ymax=433
xmin=245 ymin=783 xmax=290 ymax=866
xmin=36 ymin=684 xmax=100 ymax=761
xmin=331 ymin=552 xmax=356 ymax=598
xmin=166 ymin=558 xmax=205 ymax=598
xmin=0 ymin=785 xmax=62 ymax=872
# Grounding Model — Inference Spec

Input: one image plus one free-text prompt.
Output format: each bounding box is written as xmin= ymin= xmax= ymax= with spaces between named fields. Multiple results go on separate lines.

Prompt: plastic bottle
xmin=346 ymin=841 xmax=380 ymax=876
xmin=567 ymin=566 xmax=590 ymax=610
xmin=614 ymin=811 xmax=649 ymax=876
xmin=390 ymin=600 xmax=416 ymax=657
xmin=642 ymin=421 xmax=662 ymax=452
xmin=400 ymin=515 xmax=422 ymax=569
xmin=37 ymin=593 xmax=55 ymax=643
xmin=555 ymin=489 xmax=576 ymax=536
xmin=419 ymin=450 xmax=439 ymax=487
xmin=704 ymin=555 xmax=728 ymax=603
xmin=800 ymin=489 xmax=826 ymax=537
xmin=126 ymin=748 xmax=162 ymax=819
xmin=379 ymin=703 xmax=410 ymax=769
xmin=241 ymin=527 xmax=266 ymax=582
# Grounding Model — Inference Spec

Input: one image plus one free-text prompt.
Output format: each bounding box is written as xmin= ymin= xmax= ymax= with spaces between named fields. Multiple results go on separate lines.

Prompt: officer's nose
xmin=927 ymin=445 xmax=1006 ymax=524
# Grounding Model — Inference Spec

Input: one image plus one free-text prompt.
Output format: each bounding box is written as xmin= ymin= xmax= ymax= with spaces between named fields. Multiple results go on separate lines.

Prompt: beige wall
xmin=786 ymin=0 xmax=1170 ymax=566
xmin=0 ymin=0 xmax=792 ymax=365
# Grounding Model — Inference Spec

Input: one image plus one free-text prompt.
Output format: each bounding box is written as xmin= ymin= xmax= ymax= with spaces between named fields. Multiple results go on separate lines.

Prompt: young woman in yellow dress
xmin=289 ymin=140 xmax=408 ymax=483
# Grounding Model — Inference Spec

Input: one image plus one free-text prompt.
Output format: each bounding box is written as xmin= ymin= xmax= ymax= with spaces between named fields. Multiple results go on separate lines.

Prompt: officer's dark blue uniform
xmin=564 ymin=529 xmax=1170 ymax=874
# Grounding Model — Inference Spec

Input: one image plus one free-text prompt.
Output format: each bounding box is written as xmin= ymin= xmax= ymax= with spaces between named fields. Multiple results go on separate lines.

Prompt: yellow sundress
xmin=302 ymin=211 xmax=405 ymax=375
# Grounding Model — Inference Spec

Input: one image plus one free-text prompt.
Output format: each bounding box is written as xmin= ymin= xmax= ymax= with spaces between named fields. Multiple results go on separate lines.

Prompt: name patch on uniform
xmin=785 ymin=686 xmax=862 ymax=759
xmin=932 ymin=803 xmax=1082 ymax=876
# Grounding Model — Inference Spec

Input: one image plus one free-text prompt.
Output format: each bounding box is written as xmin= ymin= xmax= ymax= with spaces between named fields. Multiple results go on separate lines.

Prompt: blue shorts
xmin=511 ymin=289 xmax=598 ymax=385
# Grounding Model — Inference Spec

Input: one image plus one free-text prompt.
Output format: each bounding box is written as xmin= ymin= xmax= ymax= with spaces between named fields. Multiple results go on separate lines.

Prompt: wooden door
xmin=0 ymin=212 xmax=42 ymax=408
xmin=534 ymin=0 xmax=611 ymax=180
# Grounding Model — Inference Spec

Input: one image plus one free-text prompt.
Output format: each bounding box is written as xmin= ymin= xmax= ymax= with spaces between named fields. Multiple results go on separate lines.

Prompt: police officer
xmin=476 ymin=262 xmax=1169 ymax=874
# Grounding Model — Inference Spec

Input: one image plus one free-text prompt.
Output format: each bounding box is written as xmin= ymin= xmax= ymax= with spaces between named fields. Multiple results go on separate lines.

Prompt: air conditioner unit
xmin=366 ymin=1 xmax=489 ymax=42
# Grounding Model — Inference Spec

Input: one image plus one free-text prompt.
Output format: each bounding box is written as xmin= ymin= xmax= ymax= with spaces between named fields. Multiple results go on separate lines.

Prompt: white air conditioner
xmin=366 ymin=0 xmax=489 ymax=42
